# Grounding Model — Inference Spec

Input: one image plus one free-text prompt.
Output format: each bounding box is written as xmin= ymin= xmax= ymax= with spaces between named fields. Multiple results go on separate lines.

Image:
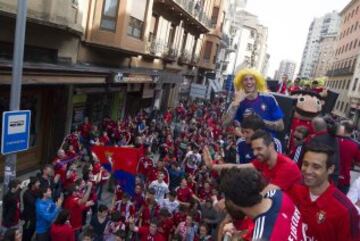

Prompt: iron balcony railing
xmin=173 ymin=0 xmax=211 ymax=28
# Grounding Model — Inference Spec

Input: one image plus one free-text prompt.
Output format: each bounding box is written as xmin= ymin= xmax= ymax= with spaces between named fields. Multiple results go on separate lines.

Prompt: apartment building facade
xmin=313 ymin=33 xmax=337 ymax=78
xmin=224 ymin=9 xmax=268 ymax=75
xmin=274 ymin=60 xmax=296 ymax=81
xmin=326 ymin=0 xmax=360 ymax=120
xmin=0 ymin=0 xmax=225 ymax=174
xmin=299 ymin=11 xmax=341 ymax=78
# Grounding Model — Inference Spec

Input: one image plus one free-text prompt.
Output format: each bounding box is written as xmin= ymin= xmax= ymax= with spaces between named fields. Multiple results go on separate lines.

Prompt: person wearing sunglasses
xmin=288 ymin=125 xmax=309 ymax=163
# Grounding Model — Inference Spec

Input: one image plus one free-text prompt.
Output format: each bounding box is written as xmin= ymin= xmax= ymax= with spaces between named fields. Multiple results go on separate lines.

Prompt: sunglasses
xmin=294 ymin=136 xmax=303 ymax=141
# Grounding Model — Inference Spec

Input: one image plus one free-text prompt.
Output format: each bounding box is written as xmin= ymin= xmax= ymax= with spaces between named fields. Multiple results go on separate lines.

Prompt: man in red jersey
xmin=176 ymin=178 xmax=200 ymax=206
xmin=220 ymin=167 xmax=304 ymax=241
xmin=129 ymin=219 xmax=166 ymax=241
xmin=289 ymin=142 xmax=360 ymax=241
xmin=204 ymin=129 xmax=301 ymax=193
xmin=63 ymin=183 xmax=94 ymax=238
xmin=337 ymin=120 xmax=360 ymax=193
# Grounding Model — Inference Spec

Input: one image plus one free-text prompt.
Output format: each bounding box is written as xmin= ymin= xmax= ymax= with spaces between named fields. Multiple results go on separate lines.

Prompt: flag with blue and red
xmin=91 ymin=146 xmax=141 ymax=196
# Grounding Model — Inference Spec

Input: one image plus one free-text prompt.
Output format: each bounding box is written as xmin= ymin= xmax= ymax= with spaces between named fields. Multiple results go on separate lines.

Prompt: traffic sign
xmin=1 ymin=110 xmax=31 ymax=155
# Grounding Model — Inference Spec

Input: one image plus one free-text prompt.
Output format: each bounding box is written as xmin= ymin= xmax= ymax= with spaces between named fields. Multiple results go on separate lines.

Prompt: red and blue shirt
xmin=253 ymin=189 xmax=304 ymax=241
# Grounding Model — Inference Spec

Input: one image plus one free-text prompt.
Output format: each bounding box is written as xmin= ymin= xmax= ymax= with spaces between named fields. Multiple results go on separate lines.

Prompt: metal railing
xmin=146 ymin=38 xmax=168 ymax=57
xmin=173 ymin=0 xmax=211 ymax=28
xmin=326 ymin=66 xmax=355 ymax=77
xmin=165 ymin=47 xmax=178 ymax=60
xmin=191 ymin=53 xmax=200 ymax=64
xmin=179 ymin=50 xmax=192 ymax=63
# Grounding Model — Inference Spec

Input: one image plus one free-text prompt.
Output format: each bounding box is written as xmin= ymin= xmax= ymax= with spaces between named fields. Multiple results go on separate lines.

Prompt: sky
xmin=245 ymin=0 xmax=350 ymax=78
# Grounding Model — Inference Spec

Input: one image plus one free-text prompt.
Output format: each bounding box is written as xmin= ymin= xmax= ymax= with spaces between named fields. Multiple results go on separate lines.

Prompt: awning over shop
xmin=0 ymin=74 xmax=106 ymax=85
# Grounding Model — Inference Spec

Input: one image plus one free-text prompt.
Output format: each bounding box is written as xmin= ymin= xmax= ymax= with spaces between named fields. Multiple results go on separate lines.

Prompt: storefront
xmin=0 ymin=62 xmax=108 ymax=176
xmin=0 ymin=85 xmax=68 ymax=176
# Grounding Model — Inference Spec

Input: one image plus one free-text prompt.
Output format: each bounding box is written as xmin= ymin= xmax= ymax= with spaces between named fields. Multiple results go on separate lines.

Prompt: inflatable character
xmin=288 ymin=90 xmax=323 ymax=154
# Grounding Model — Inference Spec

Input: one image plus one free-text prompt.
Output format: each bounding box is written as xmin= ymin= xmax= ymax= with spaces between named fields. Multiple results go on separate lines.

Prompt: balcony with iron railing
xmin=164 ymin=47 xmax=179 ymax=61
xmin=326 ymin=66 xmax=355 ymax=77
xmin=178 ymin=50 xmax=192 ymax=64
xmin=171 ymin=0 xmax=211 ymax=29
xmin=146 ymin=38 xmax=168 ymax=57
xmin=191 ymin=53 xmax=200 ymax=65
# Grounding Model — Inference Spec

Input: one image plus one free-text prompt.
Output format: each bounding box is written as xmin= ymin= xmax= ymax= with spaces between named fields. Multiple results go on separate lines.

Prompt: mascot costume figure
xmin=288 ymin=90 xmax=323 ymax=154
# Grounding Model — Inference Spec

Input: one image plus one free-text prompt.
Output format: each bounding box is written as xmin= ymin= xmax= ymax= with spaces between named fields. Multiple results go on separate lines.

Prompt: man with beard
xmin=220 ymin=167 xmax=304 ymax=241
xmin=236 ymin=114 xmax=282 ymax=164
xmin=204 ymin=130 xmax=301 ymax=193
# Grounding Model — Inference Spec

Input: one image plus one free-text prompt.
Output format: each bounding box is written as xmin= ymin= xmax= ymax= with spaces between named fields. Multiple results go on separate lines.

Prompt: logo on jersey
xmin=261 ymin=103 xmax=267 ymax=111
xmin=316 ymin=210 xmax=326 ymax=224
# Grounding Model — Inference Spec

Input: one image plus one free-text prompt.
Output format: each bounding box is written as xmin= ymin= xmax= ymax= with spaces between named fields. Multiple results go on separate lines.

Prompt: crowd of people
xmin=1 ymin=68 xmax=360 ymax=241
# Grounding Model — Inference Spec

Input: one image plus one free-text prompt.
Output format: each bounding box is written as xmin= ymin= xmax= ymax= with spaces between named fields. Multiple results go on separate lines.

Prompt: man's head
xmin=312 ymin=117 xmax=327 ymax=132
xmin=301 ymin=142 xmax=334 ymax=189
xmin=8 ymin=179 xmax=21 ymax=193
xmin=57 ymin=149 xmax=66 ymax=158
xmin=338 ymin=120 xmax=355 ymax=137
xmin=42 ymin=164 xmax=54 ymax=177
xmin=157 ymin=172 xmax=165 ymax=183
xmin=242 ymin=74 xmax=257 ymax=94
xmin=147 ymin=188 xmax=156 ymax=202
xmin=28 ymin=176 xmax=40 ymax=190
xmin=39 ymin=187 xmax=52 ymax=199
xmin=220 ymin=168 xmax=266 ymax=213
xmin=168 ymin=190 xmax=177 ymax=201
xmin=234 ymin=68 xmax=267 ymax=93
xmin=149 ymin=220 xmax=158 ymax=235
xmin=98 ymin=204 xmax=109 ymax=219
xmin=180 ymin=178 xmax=187 ymax=188
xmin=293 ymin=126 xmax=309 ymax=146
xmin=241 ymin=114 xmax=265 ymax=143
xmin=250 ymin=130 xmax=275 ymax=162
xmin=81 ymin=228 xmax=94 ymax=241
xmin=281 ymin=74 xmax=288 ymax=83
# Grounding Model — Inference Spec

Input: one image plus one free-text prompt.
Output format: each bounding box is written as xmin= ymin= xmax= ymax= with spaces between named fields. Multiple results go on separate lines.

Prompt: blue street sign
xmin=1 ymin=110 xmax=31 ymax=155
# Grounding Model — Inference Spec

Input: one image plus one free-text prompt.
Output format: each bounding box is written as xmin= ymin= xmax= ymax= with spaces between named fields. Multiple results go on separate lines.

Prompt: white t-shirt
xmin=347 ymin=176 xmax=360 ymax=214
xmin=185 ymin=151 xmax=202 ymax=165
xmin=149 ymin=180 xmax=169 ymax=202
xmin=159 ymin=198 xmax=179 ymax=214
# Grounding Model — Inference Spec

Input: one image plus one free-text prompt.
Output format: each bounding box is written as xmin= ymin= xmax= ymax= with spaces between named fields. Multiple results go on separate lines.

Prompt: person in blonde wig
xmin=224 ymin=68 xmax=284 ymax=134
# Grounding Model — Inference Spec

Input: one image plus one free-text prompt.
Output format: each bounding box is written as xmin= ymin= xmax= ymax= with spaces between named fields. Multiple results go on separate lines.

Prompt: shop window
xmin=100 ymin=0 xmax=120 ymax=31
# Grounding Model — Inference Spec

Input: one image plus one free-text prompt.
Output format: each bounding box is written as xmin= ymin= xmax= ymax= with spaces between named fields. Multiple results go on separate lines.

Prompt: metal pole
xmin=3 ymin=0 xmax=28 ymax=193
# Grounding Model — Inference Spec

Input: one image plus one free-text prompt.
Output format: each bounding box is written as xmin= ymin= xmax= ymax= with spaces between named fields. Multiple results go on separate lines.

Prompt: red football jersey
xmin=138 ymin=226 xmax=166 ymax=241
xmin=252 ymin=154 xmax=301 ymax=191
xmin=252 ymin=190 xmax=304 ymax=241
xmin=289 ymin=184 xmax=360 ymax=241
xmin=338 ymin=137 xmax=360 ymax=186
xmin=176 ymin=187 xmax=193 ymax=203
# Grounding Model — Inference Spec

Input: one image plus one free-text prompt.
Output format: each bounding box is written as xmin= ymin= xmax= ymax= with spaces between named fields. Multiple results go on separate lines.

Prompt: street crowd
xmin=1 ymin=69 xmax=360 ymax=241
